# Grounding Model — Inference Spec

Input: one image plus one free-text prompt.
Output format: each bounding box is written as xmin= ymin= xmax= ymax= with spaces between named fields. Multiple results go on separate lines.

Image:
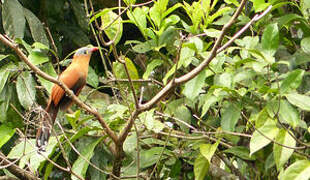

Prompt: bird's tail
xmin=36 ymin=101 xmax=58 ymax=151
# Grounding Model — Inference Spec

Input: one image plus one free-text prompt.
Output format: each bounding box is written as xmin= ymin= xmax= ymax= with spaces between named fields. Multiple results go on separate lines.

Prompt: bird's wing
xmin=51 ymin=67 xmax=86 ymax=107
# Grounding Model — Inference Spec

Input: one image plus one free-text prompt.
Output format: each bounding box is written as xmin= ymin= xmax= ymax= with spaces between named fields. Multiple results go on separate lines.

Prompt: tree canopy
xmin=1 ymin=0 xmax=310 ymax=179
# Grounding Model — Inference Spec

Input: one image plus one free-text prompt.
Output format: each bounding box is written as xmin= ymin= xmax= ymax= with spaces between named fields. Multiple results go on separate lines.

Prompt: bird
xmin=36 ymin=46 xmax=98 ymax=151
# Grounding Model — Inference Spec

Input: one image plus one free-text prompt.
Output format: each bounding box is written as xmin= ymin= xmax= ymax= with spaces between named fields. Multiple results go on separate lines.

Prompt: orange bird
xmin=36 ymin=46 xmax=98 ymax=150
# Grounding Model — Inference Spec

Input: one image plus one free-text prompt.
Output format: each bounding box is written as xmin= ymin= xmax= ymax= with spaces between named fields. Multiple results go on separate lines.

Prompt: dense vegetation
xmin=1 ymin=0 xmax=310 ymax=179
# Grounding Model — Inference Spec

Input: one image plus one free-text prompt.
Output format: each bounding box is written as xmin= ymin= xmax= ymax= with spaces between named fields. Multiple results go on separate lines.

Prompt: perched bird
xmin=36 ymin=46 xmax=98 ymax=150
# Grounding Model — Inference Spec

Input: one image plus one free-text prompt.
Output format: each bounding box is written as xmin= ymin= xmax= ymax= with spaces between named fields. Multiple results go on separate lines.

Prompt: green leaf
xmin=2 ymin=0 xmax=25 ymax=39
xmin=37 ymin=62 xmax=57 ymax=94
xmin=139 ymin=109 xmax=164 ymax=133
xmin=262 ymin=23 xmax=279 ymax=56
xmin=179 ymin=46 xmax=195 ymax=68
xmin=16 ymin=71 xmax=36 ymax=110
xmin=123 ymin=133 xmax=137 ymax=154
xmin=143 ymin=59 xmax=163 ymax=80
xmin=132 ymin=40 xmax=155 ymax=53
xmin=221 ymin=102 xmax=241 ymax=132
xmin=113 ymin=57 xmax=139 ymax=80
xmin=28 ymin=49 xmax=49 ymax=65
xmin=200 ymin=141 xmax=219 ymax=162
xmin=279 ymin=100 xmax=300 ymax=128
xmin=250 ymin=119 xmax=279 ymax=156
xmin=182 ymin=70 xmax=206 ymax=101
xmin=8 ymin=138 xmax=57 ymax=170
xmin=71 ymin=137 xmax=103 ymax=180
xmin=0 ymin=124 xmax=15 ymax=149
xmin=280 ymin=160 xmax=310 ymax=180
xmin=0 ymin=63 xmax=14 ymax=94
xmin=174 ymin=105 xmax=192 ymax=133
xmin=127 ymin=7 xmax=149 ymax=30
xmin=250 ymin=0 xmax=270 ymax=12
xmin=23 ymin=8 xmax=49 ymax=47
xmin=87 ymin=66 xmax=99 ymax=88
xmin=0 ymin=55 xmax=9 ymax=62
xmin=280 ymin=69 xmax=304 ymax=94
xmin=140 ymin=147 xmax=167 ymax=168
xmin=223 ymin=146 xmax=256 ymax=160
xmin=65 ymin=110 xmax=80 ymax=130
xmin=214 ymin=72 xmax=232 ymax=88
xmin=100 ymin=9 xmax=123 ymax=45
xmin=286 ymin=93 xmax=310 ymax=111
xmin=301 ymin=37 xmax=310 ymax=54
xmin=274 ymin=129 xmax=296 ymax=170
xmin=194 ymin=154 xmax=209 ymax=180
xmin=200 ymin=94 xmax=220 ymax=117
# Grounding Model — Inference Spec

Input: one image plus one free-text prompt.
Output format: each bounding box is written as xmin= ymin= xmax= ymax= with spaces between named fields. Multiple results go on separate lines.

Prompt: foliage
xmin=1 ymin=0 xmax=310 ymax=179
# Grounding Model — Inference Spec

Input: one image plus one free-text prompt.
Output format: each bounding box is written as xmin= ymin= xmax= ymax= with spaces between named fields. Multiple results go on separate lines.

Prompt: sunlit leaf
xmin=274 ymin=129 xmax=296 ymax=170
xmin=280 ymin=160 xmax=310 ymax=180
xmin=0 ymin=124 xmax=15 ymax=149
xmin=280 ymin=69 xmax=304 ymax=94
xmin=194 ymin=154 xmax=209 ymax=180
xmin=100 ymin=9 xmax=123 ymax=45
xmin=286 ymin=93 xmax=310 ymax=111
xmin=250 ymin=119 xmax=279 ymax=156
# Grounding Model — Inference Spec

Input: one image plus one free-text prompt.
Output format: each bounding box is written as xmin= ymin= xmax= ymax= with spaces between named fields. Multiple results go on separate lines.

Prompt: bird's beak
xmin=90 ymin=47 xmax=99 ymax=52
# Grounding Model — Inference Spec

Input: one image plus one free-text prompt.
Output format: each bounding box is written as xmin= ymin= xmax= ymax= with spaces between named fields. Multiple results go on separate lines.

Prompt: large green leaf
xmin=0 ymin=124 xmax=15 ymax=149
xmin=2 ymin=0 xmax=25 ymax=39
xmin=262 ymin=23 xmax=279 ymax=56
xmin=279 ymin=100 xmax=300 ymax=128
xmin=100 ymin=9 xmax=123 ymax=45
xmin=301 ymin=37 xmax=310 ymax=54
xmin=127 ymin=6 xmax=149 ymax=30
xmin=16 ymin=71 xmax=36 ymax=110
xmin=8 ymin=138 xmax=57 ymax=171
xmin=200 ymin=141 xmax=219 ymax=162
xmin=174 ymin=105 xmax=192 ymax=133
xmin=250 ymin=119 xmax=279 ymax=156
xmin=140 ymin=147 xmax=168 ymax=169
xmin=286 ymin=93 xmax=310 ymax=111
xmin=221 ymin=102 xmax=241 ymax=132
xmin=274 ymin=129 xmax=296 ymax=170
xmin=280 ymin=160 xmax=310 ymax=180
xmin=280 ymin=69 xmax=304 ymax=94
xmin=182 ymin=70 xmax=206 ymax=101
xmin=0 ymin=63 xmax=15 ymax=94
xmin=194 ymin=154 xmax=209 ymax=180
xmin=71 ymin=137 xmax=104 ymax=180
xmin=23 ymin=8 xmax=49 ymax=47
xmin=28 ymin=49 xmax=49 ymax=65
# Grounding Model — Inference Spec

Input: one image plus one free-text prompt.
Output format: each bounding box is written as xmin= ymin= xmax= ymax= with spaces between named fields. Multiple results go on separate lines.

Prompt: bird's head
xmin=73 ymin=46 xmax=99 ymax=58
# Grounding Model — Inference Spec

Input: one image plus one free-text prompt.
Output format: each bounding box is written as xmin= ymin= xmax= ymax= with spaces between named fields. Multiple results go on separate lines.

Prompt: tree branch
xmin=0 ymin=34 xmax=118 ymax=144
